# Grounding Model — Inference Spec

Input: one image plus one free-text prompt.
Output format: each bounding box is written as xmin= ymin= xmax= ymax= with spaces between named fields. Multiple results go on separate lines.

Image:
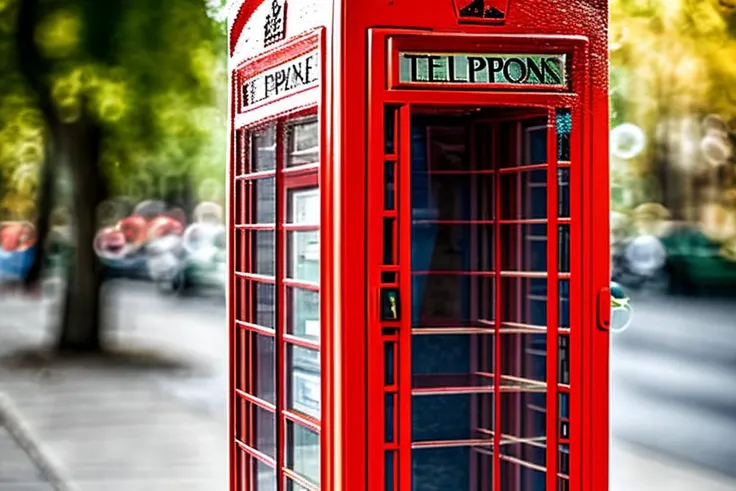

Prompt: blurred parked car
xmin=0 ymin=221 xmax=36 ymax=282
xmin=661 ymin=223 xmax=736 ymax=295
xmin=149 ymin=203 xmax=226 ymax=295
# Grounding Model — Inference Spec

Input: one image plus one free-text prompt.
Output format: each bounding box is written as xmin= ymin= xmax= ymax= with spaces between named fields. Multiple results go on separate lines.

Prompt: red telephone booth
xmin=228 ymin=1 xmax=610 ymax=491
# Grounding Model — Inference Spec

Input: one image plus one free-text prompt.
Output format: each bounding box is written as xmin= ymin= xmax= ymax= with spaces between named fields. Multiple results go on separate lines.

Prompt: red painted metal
xmin=229 ymin=1 xmax=609 ymax=490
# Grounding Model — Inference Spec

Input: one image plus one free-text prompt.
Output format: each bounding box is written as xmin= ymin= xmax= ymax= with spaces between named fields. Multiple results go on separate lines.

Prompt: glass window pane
xmin=524 ymin=121 xmax=548 ymax=164
xmin=288 ymin=187 xmax=319 ymax=224
xmin=558 ymin=225 xmax=570 ymax=273
xmin=254 ymin=459 xmax=276 ymax=491
xmin=288 ymin=345 xmax=320 ymax=419
xmin=384 ymin=160 xmax=396 ymax=210
xmin=285 ymin=480 xmax=311 ymax=491
xmin=254 ymin=282 xmax=275 ymax=329
xmin=501 ymin=459 xmax=545 ymax=491
xmin=412 ymin=447 xmax=493 ymax=491
xmin=254 ymin=230 xmax=275 ymax=276
xmin=412 ymin=393 xmax=493 ymax=442
xmin=500 ymin=224 xmax=547 ymax=272
xmin=559 ymin=279 xmax=570 ymax=329
xmin=286 ymin=422 xmax=320 ymax=485
xmin=254 ymin=333 xmax=276 ymax=404
xmin=255 ymin=178 xmax=276 ymax=224
xmin=252 ymin=125 xmax=276 ymax=171
xmin=254 ymin=405 xmax=276 ymax=459
xmin=384 ymin=106 xmax=396 ymax=154
xmin=288 ymin=288 xmax=320 ymax=341
xmin=385 ymin=451 xmax=395 ymax=491
xmin=500 ymin=391 xmax=547 ymax=469
xmin=501 ymin=277 xmax=547 ymax=329
xmin=499 ymin=171 xmax=548 ymax=220
xmin=286 ymin=119 xmax=319 ymax=167
xmin=558 ymin=168 xmax=570 ymax=218
xmin=288 ymin=231 xmax=319 ymax=283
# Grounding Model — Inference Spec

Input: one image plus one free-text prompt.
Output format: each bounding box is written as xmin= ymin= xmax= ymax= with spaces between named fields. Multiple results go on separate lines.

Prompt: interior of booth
xmin=400 ymin=105 xmax=571 ymax=491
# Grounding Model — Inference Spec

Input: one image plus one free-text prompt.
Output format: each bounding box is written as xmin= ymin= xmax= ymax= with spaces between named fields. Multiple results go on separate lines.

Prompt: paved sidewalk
xmin=611 ymin=442 xmax=736 ymax=491
xmin=0 ymin=293 xmax=227 ymax=491
xmin=0 ymin=405 xmax=56 ymax=491
xmin=0 ymin=367 xmax=226 ymax=491
xmin=1 ymin=285 xmax=736 ymax=491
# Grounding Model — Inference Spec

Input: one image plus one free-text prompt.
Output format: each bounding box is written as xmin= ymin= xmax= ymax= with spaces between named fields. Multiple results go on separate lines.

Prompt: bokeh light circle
xmin=624 ymin=235 xmax=667 ymax=276
xmin=193 ymin=201 xmax=223 ymax=224
xmin=611 ymin=123 xmax=646 ymax=160
xmin=700 ymin=132 xmax=733 ymax=167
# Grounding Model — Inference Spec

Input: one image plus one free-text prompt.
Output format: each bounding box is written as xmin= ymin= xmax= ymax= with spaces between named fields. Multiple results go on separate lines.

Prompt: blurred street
xmin=1 ymin=281 xmax=736 ymax=490
xmin=612 ymin=292 xmax=736 ymax=478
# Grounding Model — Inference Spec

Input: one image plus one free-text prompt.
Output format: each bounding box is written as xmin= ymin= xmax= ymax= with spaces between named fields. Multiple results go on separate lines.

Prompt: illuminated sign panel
xmin=398 ymin=52 xmax=568 ymax=87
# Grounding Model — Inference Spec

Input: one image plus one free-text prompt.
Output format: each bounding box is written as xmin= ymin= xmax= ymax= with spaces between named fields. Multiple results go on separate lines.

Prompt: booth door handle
xmin=597 ymin=287 xmax=611 ymax=331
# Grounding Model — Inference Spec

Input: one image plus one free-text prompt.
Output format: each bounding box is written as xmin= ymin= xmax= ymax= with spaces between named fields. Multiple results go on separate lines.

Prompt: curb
xmin=0 ymin=393 xmax=76 ymax=491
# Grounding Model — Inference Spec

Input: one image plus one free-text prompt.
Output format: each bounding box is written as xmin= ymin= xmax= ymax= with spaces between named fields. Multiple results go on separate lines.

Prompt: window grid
xmin=233 ymin=116 xmax=321 ymax=491
xmin=382 ymin=105 xmax=401 ymax=491
xmin=401 ymin=108 xmax=574 ymax=491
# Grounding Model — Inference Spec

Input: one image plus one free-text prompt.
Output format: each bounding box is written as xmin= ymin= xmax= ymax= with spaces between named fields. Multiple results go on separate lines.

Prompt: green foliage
xmin=0 ymin=0 xmax=227 ymax=218
xmin=609 ymin=0 xmax=736 ymax=211
xmin=610 ymin=0 xmax=736 ymax=139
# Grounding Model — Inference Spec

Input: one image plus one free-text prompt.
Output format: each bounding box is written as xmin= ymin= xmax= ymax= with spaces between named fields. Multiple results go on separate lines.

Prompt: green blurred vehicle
xmin=661 ymin=224 xmax=736 ymax=295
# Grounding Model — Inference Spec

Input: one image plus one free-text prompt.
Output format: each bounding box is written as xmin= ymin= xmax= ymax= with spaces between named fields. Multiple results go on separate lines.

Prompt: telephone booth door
xmin=366 ymin=32 xmax=607 ymax=491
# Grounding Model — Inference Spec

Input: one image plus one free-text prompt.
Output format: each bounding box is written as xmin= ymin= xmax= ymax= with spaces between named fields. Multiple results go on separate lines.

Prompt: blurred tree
xmin=1 ymin=0 xmax=226 ymax=352
xmin=610 ymin=0 xmax=736 ymax=216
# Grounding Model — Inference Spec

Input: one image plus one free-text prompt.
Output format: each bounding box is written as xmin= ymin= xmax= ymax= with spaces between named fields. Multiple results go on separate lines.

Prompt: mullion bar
xmin=397 ymin=104 xmax=412 ymax=491
xmin=275 ymin=119 xmax=286 ymax=491
xmin=545 ymin=109 xmax=560 ymax=491
xmin=492 ymin=121 xmax=502 ymax=491
xmin=512 ymin=120 xmax=523 ymax=489
xmin=236 ymin=169 xmax=278 ymax=180
xmin=230 ymin=127 xmax=240 ymax=491
xmin=469 ymin=122 xmax=479 ymax=489
xmin=236 ymin=439 xmax=277 ymax=468
xmin=569 ymin=104 xmax=582 ymax=491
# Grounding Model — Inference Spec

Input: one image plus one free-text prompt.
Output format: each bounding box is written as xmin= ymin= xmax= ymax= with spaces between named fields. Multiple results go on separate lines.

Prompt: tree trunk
xmin=57 ymin=119 xmax=109 ymax=353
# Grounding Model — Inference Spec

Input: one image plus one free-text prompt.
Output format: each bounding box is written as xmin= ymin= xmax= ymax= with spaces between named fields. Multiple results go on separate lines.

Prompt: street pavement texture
xmin=0 ymin=396 xmax=57 ymax=491
xmin=612 ymin=291 xmax=736 ymax=478
xmin=0 ymin=280 xmax=734 ymax=490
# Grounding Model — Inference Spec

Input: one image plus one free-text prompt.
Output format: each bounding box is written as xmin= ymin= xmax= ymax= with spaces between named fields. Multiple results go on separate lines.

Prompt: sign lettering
xmin=241 ymin=51 xmax=319 ymax=108
xmin=398 ymin=52 xmax=567 ymax=88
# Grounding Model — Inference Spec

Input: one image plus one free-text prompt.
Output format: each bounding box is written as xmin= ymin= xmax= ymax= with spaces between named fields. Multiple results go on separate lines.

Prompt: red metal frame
xmin=365 ymin=26 xmax=599 ymax=491
xmin=231 ymin=111 xmax=323 ymax=491
xmin=228 ymin=10 xmax=332 ymax=489
xmin=230 ymin=1 xmax=609 ymax=490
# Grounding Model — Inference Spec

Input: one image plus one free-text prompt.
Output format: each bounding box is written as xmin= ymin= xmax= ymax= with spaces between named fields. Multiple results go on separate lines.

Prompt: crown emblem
xmin=453 ymin=0 xmax=509 ymax=22
xmin=263 ymin=0 xmax=286 ymax=47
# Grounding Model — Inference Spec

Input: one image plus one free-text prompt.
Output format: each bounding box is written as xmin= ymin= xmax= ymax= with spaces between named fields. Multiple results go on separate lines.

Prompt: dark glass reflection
xmin=285 ymin=421 xmax=320 ymax=486
xmin=385 ymin=106 xmax=396 ymax=154
xmin=558 ymin=168 xmax=570 ymax=218
xmin=254 ymin=230 xmax=275 ymax=276
xmin=254 ymin=282 xmax=275 ymax=329
xmin=252 ymin=125 xmax=276 ymax=171
xmin=254 ymin=333 xmax=275 ymax=404
xmin=255 ymin=178 xmax=276 ymax=224
xmin=385 ymin=393 xmax=395 ymax=442
xmin=254 ymin=405 xmax=276 ymax=459
xmin=385 ymin=451 xmax=395 ymax=491
xmin=409 ymin=110 xmax=553 ymax=491
xmin=409 ymin=115 xmax=492 ymax=491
